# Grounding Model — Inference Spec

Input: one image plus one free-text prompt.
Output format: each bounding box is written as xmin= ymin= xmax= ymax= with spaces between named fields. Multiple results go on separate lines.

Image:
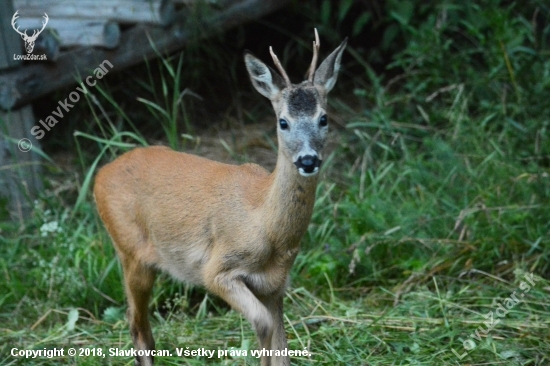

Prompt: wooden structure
xmin=0 ymin=0 xmax=290 ymax=222
xmin=0 ymin=0 xmax=42 ymax=223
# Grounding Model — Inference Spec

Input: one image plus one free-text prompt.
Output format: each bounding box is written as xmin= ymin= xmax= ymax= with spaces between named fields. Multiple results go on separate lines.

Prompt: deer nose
xmin=294 ymin=155 xmax=321 ymax=175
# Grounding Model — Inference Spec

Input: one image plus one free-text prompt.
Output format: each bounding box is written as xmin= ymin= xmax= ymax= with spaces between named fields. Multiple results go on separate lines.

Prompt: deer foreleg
xmin=207 ymin=274 xmax=274 ymax=366
xmin=263 ymin=295 xmax=290 ymax=366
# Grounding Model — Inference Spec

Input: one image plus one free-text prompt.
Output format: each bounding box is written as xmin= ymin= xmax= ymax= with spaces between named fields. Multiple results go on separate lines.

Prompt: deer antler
xmin=307 ymin=28 xmax=320 ymax=83
xmin=269 ymin=46 xmax=291 ymax=87
xmin=29 ymin=13 xmax=49 ymax=41
xmin=11 ymin=11 xmax=27 ymax=37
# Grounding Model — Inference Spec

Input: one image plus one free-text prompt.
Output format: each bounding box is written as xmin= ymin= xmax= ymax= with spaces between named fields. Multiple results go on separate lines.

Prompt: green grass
xmin=1 ymin=1 xmax=549 ymax=365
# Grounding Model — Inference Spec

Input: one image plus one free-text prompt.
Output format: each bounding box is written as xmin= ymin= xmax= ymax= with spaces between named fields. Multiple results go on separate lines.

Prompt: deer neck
xmin=262 ymin=149 xmax=319 ymax=249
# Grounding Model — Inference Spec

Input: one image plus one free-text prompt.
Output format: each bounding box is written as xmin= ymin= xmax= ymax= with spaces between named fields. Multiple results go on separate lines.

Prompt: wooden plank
xmin=34 ymin=29 xmax=60 ymax=61
xmin=0 ymin=0 xmax=43 ymax=222
xmin=0 ymin=0 xmax=290 ymax=111
xmin=0 ymin=0 xmax=22 ymax=69
xmin=13 ymin=0 xmax=176 ymax=26
xmin=16 ymin=18 xmax=121 ymax=49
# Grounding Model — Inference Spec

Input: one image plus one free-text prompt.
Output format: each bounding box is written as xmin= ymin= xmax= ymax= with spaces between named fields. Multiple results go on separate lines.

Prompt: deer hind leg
xmin=120 ymin=253 xmax=157 ymax=366
xmin=206 ymin=274 xmax=274 ymax=366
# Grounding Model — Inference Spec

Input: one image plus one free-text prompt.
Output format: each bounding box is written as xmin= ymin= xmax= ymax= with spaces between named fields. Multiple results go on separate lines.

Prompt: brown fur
xmin=94 ymin=32 xmax=346 ymax=366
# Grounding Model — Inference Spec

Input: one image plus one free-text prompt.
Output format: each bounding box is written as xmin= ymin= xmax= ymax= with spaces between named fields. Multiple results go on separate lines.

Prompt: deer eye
xmin=279 ymin=119 xmax=289 ymax=130
xmin=319 ymin=114 xmax=328 ymax=127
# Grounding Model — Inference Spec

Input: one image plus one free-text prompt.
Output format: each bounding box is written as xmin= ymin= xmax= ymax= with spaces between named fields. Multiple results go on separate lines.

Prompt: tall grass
xmin=1 ymin=0 xmax=549 ymax=364
xmin=296 ymin=0 xmax=550 ymax=288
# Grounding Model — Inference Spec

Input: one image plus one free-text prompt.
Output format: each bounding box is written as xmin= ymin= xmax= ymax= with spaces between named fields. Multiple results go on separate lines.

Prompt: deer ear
xmin=314 ymin=38 xmax=348 ymax=93
xmin=244 ymin=51 xmax=285 ymax=100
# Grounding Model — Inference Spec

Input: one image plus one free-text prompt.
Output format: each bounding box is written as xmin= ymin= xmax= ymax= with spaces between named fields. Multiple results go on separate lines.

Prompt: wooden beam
xmin=16 ymin=18 xmax=121 ymax=49
xmin=0 ymin=0 xmax=21 ymax=69
xmin=0 ymin=0 xmax=42 ymax=222
xmin=13 ymin=0 xmax=176 ymax=26
xmin=34 ymin=29 xmax=60 ymax=61
xmin=0 ymin=0 xmax=290 ymax=111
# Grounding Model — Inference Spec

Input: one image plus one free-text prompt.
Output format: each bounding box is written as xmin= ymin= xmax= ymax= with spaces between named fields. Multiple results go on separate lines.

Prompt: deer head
xmin=244 ymin=29 xmax=347 ymax=177
xmin=11 ymin=11 xmax=48 ymax=54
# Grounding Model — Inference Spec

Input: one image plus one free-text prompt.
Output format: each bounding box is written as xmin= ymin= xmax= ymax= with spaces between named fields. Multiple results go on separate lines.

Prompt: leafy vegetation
xmin=1 ymin=0 xmax=549 ymax=364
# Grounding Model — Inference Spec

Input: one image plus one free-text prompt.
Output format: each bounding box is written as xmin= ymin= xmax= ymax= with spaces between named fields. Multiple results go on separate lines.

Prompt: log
xmin=173 ymin=0 xmax=217 ymax=4
xmin=16 ymin=18 xmax=121 ymax=49
xmin=0 ymin=0 xmax=22 ymax=69
xmin=13 ymin=0 xmax=176 ymax=26
xmin=0 ymin=0 xmax=291 ymax=111
xmin=0 ymin=0 xmax=42 ymax=222
xmin=34 ymin=29 xmax=60 ymax=61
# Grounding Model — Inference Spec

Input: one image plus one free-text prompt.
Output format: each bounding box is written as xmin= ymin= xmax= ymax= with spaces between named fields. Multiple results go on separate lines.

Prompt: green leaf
xmin=353 ymin=12 xmax=371 ymax=36
xmin=103 ymin=307 xmax=125 ymax=324
xmin=337 ymin=0 xmax=354 ymax=23
xmin=382 ymin=24 xmax=399 ymax=51
xmin=390 ymin=0 xmax=414 ymax=25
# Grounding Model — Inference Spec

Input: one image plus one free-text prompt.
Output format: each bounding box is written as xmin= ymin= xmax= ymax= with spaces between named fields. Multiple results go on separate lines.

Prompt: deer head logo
xmin=11 ymin=11 xmax=48 ymax=54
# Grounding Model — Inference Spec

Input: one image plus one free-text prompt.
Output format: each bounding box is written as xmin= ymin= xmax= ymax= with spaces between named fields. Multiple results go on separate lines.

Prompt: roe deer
xmin=94 ymin=30 xmax=347 ymax=366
